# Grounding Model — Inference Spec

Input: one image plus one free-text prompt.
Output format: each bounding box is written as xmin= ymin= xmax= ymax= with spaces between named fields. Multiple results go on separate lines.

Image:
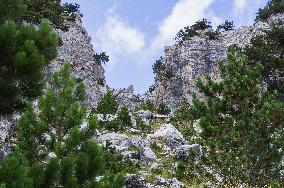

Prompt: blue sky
xmin=63 ymin=0 xmax=268 ymax=94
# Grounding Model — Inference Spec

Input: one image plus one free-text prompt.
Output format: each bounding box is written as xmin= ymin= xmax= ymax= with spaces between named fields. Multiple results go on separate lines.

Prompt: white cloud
xmin=151 ymin=0 xmax=215 ymax=49
xmin=234 ymin=0 xmax=247 ymax=11
xmin=96 ymin=15 xmax=145 ymax=54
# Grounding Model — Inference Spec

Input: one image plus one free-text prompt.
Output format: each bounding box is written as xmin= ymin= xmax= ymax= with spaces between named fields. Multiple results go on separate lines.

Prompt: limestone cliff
xmin=46 ymin=14 xmax=106 ymax=108
xmin=148 ymin=15 xmax=283 ymax=109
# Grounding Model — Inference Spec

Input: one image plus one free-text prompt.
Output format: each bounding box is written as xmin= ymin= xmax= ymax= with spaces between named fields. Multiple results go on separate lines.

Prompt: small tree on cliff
xmin=0 ymin=63 xmax=125 ymax=188
xmin=183 ymin=46 xmax=284 ymax=186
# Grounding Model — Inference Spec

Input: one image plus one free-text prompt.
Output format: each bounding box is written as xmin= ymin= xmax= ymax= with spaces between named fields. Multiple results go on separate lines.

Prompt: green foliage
xmin=97 ymin=78 xmax=105 ymax=86
xmin=172 ymin=98 xmax=196 ymax=141
xmin=96 ymin=91 xmax=118 ymax=115
xmin=256 ymin=0 xmax=284 ymax=21
xmin=245 ymin=24 xmax=284 ymax=95
xmin=175 ymin=18 xmax=213 ymax=43
xmin=101 ymin=120 xmax=120 ymax=131
xmin=152 ymin=57 xmax=174 ymax=79
xmin=139 ymin=100 xmax=157 ymax=112
xmin=117 ymin=107 xmax=132 ymax=129
xmin=97 ymin=174 xmax=125 ymax=188
xmin=24 ymin=0 xmax=82 ymax=31
xmin=0 ymin=18 xmax=58 ymax=115
xmin=157 ymin=103 xmax=170 ymax=115
xmin=99 ymin=107 xmax=132 ymax=131
xmin=0 ymin=154 xmax=32 ymax=188
xmin=152 ymin=57 xmax=164 ymax=75
xmin=0 ymin=0 xmax=26 ymax=23
xmin=136 ymin=117 xmax=151 ymax=132
xmin=184 ymin=46 xmax=284 ymax=186
xmin=94 ymin=52 xmax=110 ymax=64
xmin=0 ymin=0 xmax=81 ymax=31
xmin=0 ymin=63 xmax=125 ymax=188
xmin=204 ymin=30 xmax=219 ymax=40
xmin=103 ymin=148 xmax=138 ymax=174
xmin=217 ymin=20 xmax=234 ymax=32
xmin=17 ymin=63 xmax=88 ymax=162
xmin=191 ymin=18 xmax=212 ymax=31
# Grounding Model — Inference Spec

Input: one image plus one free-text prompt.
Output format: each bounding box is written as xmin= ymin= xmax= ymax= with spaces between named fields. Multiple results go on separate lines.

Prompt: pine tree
xmin=0 ymin=0 xmax=58 ymax=115
xmin=96 ymin=91 xmax=118 ymax=115
xmin=7 ymin=63 xmax=125 ymax=188
xmin=245 ymin=24 xmax=284 ymax=97
xmin=117 ymin=107 xmax=132 ymax=129
xmin=245 ymin=0 xmax=284 ymax=98
xmin=185 ymin=46 xmax=284 ymax=186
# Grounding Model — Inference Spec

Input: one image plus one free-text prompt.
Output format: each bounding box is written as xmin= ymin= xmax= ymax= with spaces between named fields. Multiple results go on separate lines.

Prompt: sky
xmin=63 ymin=0 xmax=269 ymax=94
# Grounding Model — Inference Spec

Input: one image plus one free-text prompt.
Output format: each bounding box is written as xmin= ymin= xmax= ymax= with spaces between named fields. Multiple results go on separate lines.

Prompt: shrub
xmin=175 ymin=18 xmax=213 ymax=43
xmin=117 ymin=107 xmax=132 ymax=129
xmin=157 ymin=103 xmax=170 ymax=115
xmin=97 ymin=78 xmax=105 ymax=86
xmin=217 ymin=20 xmax=234 ymax=32
xmin=136 ymin=117 xmax=151 ymax=132
xmin=152 ymin=57 xmax=164 ymax=75
xmin=94 ymin=52 xmax=110 ymax=64
xmin=96 ymin=91 xmax=118 ymax=115
xmin=139 ymin=100 xmax=157 ymax=112
xmin=24 ymin=0 xmax=82 ymax=31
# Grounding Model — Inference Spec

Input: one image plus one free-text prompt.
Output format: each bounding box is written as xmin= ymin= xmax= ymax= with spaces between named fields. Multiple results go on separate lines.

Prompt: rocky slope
xmin=96 ymin=112 xmax=186 ymax=187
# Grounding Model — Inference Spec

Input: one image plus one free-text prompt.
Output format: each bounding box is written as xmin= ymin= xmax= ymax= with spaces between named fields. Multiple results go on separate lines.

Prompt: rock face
xmin=46 ymin=14 xmax=106 ymax=108
xmin=113 ymin=85 xmax=142 ymax=110
xmin=148 ymin=27 xmax=258 ymax=109
xmin=148 ymin=16 xmax=284 ymax=109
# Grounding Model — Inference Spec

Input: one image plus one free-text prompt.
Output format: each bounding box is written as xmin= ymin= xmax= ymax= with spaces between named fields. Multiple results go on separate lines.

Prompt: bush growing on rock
xmin=94 ymin=52 xmax=110 ymax=64
xmin=180 ymin=46 xmax=284 ymax=186
xmin=152 ymin=57 xmax=175 ymax=80
xmin=217 ymin=20 xmax=234 ymax=32
xmin=175 ymin=18 xmax=214 ymax=43
xmin=0 ymin=63 xmax=125 ymax=188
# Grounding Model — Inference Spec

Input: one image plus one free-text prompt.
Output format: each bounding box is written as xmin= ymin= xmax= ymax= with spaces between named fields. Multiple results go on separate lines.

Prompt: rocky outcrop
xmin=113 ymin=85 xmax=142 ymax=110
xmin=148 ymin=15 xmax=284 ymax=109
xmin=46 ymin=14 xmax=106 ymax=108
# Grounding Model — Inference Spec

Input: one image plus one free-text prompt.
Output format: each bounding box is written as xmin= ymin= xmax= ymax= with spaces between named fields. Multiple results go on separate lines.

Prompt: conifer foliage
xmin=0 ymin=0 xmax=58 ymax=115
xmin=182 ymin=46 xmax=284 ymax=186
xmin=246 ymin=2 xmax=284 ymax=97
xmin=96 ymin=91 xmax=118 ymax=115
xmin=0 ymin=63 xmax=125 ymax=188
xmin=23 ymin=0 xmax=82 ymax=31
